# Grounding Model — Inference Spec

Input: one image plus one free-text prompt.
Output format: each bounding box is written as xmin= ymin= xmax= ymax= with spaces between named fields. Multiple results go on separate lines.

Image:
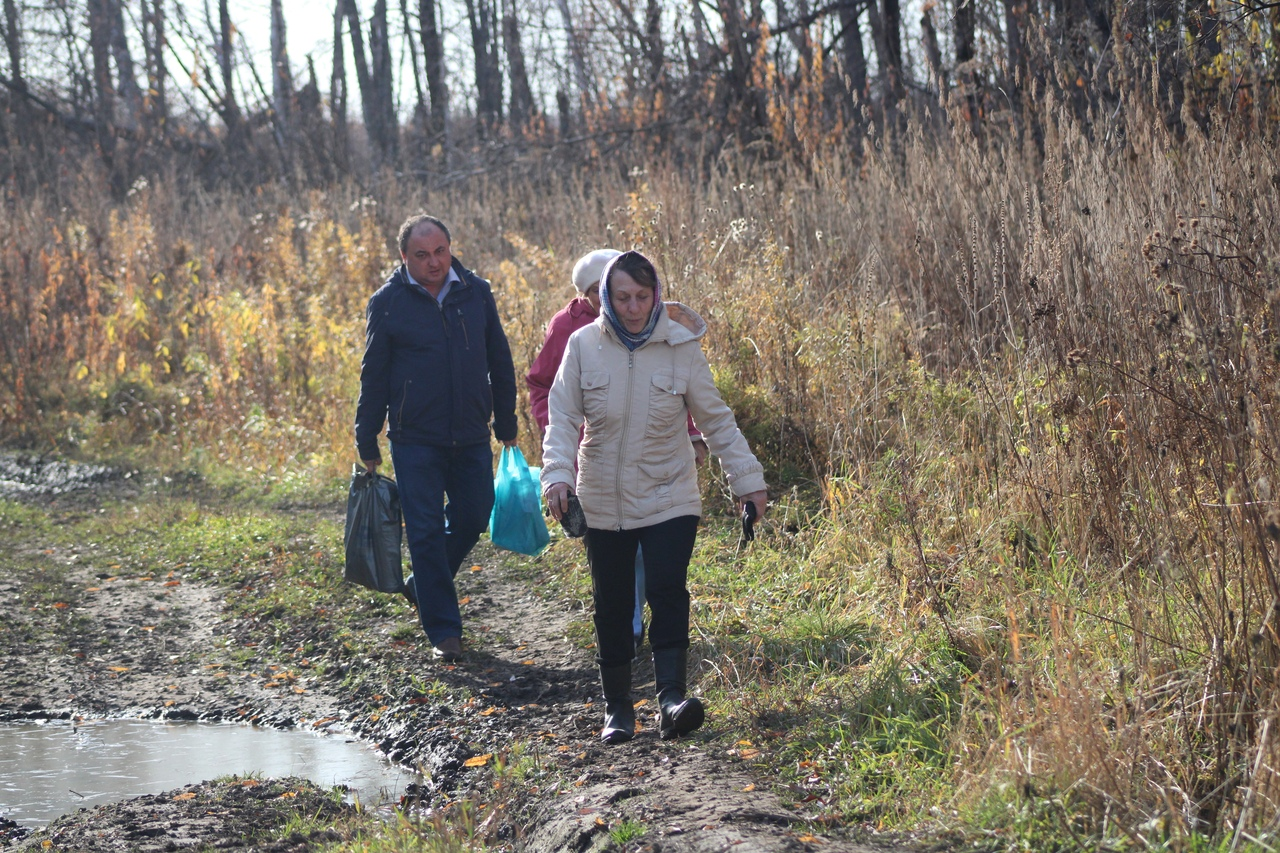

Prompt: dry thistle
xmin=1066 ymin=348 xmax=1087 ymax=368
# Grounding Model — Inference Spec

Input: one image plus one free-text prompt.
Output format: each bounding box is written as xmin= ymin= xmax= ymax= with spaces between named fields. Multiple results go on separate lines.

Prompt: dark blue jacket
xmin=354 ymin=259 xmax=518 ymax=461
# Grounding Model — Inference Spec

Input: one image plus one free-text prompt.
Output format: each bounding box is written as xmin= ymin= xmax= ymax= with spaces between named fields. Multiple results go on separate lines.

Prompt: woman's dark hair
xmin=607 ymin=250 xmax=658 ymax=290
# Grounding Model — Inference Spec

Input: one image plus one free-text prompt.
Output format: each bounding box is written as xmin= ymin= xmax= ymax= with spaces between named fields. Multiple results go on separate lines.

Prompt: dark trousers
xmin=585 ymin=515 xmax=699 ymax=668
xmin=390 ymin=441 xmax=494 ymax=645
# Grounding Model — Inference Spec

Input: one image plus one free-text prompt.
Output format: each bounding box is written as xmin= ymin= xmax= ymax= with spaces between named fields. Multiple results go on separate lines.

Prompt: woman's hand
xmin=545 ymin=482 xmax=573 ymax=521
xmin=739 ymin=490 xmax=768 ymax=521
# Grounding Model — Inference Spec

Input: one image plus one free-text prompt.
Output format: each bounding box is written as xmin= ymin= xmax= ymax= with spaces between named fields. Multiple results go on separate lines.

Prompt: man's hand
xmin=739 ymin=490 xmax=768 ymax=521
xmin=361 ymin=459 xmax=380 ymax=474
xmin=502 ymin=438 xmax=519 ymax=448
xmin=544 ymin=482 xmax=572 ymax=521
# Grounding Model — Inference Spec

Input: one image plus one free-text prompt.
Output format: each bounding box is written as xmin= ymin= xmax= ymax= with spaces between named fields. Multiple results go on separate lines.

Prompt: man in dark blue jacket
xmin=355 ymin=214 xmax=518 ymax=662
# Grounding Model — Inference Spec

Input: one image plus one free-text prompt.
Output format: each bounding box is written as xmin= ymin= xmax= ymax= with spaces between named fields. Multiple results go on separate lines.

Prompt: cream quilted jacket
xmin=540 ymin=302 xmax=766 ymax=531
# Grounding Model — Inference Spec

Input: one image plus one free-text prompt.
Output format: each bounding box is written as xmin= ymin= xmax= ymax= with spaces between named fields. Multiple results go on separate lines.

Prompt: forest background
xmin=3 ymin=0 xmax=1280 ymax=847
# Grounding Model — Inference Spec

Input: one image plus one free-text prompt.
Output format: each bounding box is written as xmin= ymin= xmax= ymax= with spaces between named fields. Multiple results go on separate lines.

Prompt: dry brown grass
xmin=3 ymin=91 xmax=1280 ymax=840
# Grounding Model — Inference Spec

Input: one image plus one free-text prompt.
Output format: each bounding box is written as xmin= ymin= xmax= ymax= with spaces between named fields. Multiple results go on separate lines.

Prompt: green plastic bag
xmin=489 ymin=447 xmax=550 ymax=556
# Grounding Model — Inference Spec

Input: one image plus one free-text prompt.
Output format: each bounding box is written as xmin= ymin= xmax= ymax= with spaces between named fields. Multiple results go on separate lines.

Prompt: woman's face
xmin=583 ymin=283 xmax=601 ymax=313
xmin=609 ymin=271 xmax=654 ymax=334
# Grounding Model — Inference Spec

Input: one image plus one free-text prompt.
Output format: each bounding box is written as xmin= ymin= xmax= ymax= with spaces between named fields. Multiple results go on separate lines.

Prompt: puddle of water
xmin=0 ymin=719 xmax=420 ymax=827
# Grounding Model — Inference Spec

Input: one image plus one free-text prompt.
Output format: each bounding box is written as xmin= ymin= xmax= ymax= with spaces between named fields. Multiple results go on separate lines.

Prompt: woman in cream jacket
xmin=542 ymin=250 xmax=767 ymax=744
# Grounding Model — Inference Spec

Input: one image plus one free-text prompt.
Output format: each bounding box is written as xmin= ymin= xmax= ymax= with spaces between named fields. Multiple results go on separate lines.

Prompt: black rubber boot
xmin=599 ymin=663 xmax=635 ymax=744
xmin=653 ymin=648 xmax=705 ymax=740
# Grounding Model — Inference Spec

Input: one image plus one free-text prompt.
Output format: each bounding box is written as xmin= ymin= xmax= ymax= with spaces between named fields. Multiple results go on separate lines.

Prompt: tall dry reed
xmin=1 ymin=96 xmax=1278 ymax=839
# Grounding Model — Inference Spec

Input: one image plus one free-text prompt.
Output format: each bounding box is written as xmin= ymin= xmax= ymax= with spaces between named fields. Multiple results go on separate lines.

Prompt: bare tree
xmin=217 ymin=0 xmax=244 ymax=144
xmin=553 ymin=0 xmax=592 ymax=100
xmin=502 ymin=0 xmax=533 ymax=132
xmin=418 ymin=0 xmax=448 ymax=142
xmin=2 ymin=0 xmax=22 ymax=94
xmin=838 ymin=0 xmax=868 ymax=105
xmin=369 ymin=0 xmax=398 ymax=159
xmin=271 ymin=0 xmax=293 ymax=133
xmin=141 ymin=0 xmax=168 ymax=129
xmin=109 ymin=0 xmax=143 ymax=123
xmin=464 ymin=0 xmax=502 ymax=133
xmin=331 ymin=1 xmax=349 ymax=170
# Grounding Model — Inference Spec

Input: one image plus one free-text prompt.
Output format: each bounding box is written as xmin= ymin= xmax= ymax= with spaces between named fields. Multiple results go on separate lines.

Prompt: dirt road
xmin=0 ymin=462 xmax=900 ymax=852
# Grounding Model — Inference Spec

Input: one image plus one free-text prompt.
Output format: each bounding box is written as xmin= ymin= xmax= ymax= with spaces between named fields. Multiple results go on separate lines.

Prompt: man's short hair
xmin=398 ymin=214 xmax=451 ymax=256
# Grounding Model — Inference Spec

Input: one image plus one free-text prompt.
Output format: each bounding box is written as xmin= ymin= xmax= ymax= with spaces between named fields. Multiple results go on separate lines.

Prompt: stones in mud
xmin=0 ymin=815 xmax=31 ymax=845
xmin=0 ymin=453 xmax=125 ymax=499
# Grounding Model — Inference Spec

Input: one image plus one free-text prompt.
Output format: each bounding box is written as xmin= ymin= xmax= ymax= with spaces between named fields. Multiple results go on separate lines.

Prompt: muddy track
xmin=0 ymin=465 xmax=901 ymax=853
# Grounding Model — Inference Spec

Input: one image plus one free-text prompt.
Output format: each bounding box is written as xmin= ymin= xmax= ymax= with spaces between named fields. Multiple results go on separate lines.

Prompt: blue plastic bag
xmin=489 ymin=447 xmax=550 ymax=556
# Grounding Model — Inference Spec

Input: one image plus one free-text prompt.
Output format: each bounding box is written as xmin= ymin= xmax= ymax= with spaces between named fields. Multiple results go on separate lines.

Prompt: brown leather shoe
xmin=434 ymin=636 xmax=462 ymax=662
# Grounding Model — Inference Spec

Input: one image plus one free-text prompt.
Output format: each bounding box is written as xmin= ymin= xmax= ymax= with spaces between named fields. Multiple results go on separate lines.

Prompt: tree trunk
xmin=87 ymin=0 xmax=117 ymax=172
xmin=643 ymin=0 xmax=664 ymax=89
xmin=270 ymin=0 xmax=293 ymax=132
xmin=1002 ymin=0 xmax=1023 ymax=91
xmin=418 ymin=0 xmax=448 ymax=142
xmin=838 ymin=0 xmax=867 ymax=105
xmin=331 ymin=0 xmax=349 ymax=172
xmin=142 ymin=0 xmax=167 ymax=129
xmin=953 ymin=0 xmax=976 ymax=123
xmin=464 ymin=0 xmax=502 ymax=134
xmin=217 ymin=0 xmax=243 ymax=143
xmin=342 ymin=0 xmax=385 ymax=164
xmin=109 ymin=0 xmax=143 ymax=124
xmin=2 ymin=0 xmax=21 ymax=93
xmin=369 ymin=0 xmax=398 ymax=160
xmin=502 ymin=0 xmax=532 ymax=131
xmin=879 ymin=0 xmax=903 ymax=103
xmin=553 ymin=0 xmax=592 ymax=99
xmin=920 ymin=4 xmax=945 ymax=94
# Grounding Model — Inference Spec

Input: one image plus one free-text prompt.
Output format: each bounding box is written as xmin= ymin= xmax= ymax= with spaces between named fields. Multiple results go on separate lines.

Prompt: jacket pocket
xmin=645 ymin=372 xmax=688 ymax=437
xmin=580 ymin=371 xmax=611 ymax=424
xmin=637 ymin=459 xmax=680 ymax=512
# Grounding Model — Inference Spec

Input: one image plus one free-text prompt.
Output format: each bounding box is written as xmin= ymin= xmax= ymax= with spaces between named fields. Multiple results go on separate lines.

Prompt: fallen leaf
xmin=458 ymin=596 xmax=471 ymax=605
xmin=52 ymin=602 xmax=69 ymax=609
xmin=292 ymin=687 xmax=306 ymax=694
xmin=594 ymin=817 xmax=607 ymax=826
xmin=480 ymin=707 xmax=498 ymax=716
xmin=241 ymin=779 xmax=260 ymax=787
xmin=163 ymin=580 xmax=181 ymax=587
xmin=464 ymin=754 xmax=492 ymax=767
xmin=798 ymin=835 xmax=818 ymax=842
xmin=164 ymin=700 xmax=175 ymax=707
xmin=85 ymin=587 xmax=100 ymax=592
xmin=277 ymin=791 xmax=297 ymax=799
xmin=173 ymin=792 xmax=197 ymax=801
xmin=739 ymin=748 xmax=761 ymax=759
xmin=521 ymin=659 xmax=535 ymax=665
xmin=470 ymin=565 xmax=483 ymax=572
xmin=742 ymin=783 xmax=756 ymax=792
xmin=107 ymin=666 xmax=129 ymax=673
xmin=141 ymin=626 xmax=155 ymax=631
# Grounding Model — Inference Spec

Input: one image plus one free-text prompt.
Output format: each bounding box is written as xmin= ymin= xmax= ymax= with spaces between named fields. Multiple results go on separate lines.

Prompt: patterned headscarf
xmin=599 ymin=251 xmax=663 ymax=351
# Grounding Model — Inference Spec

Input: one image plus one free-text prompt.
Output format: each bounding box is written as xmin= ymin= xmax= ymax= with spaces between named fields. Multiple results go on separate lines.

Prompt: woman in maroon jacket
xmin=526 ymin=250 xmax=706 ymax=655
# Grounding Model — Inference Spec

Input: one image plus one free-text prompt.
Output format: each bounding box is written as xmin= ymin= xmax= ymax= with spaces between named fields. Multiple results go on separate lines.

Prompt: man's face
xmin=402 ymin=223 xmax=452 ymax=290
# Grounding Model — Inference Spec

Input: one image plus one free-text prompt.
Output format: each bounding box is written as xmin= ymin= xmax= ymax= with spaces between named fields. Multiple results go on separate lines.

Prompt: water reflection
xmin=0 ymin=719 xmax=419 ymax=827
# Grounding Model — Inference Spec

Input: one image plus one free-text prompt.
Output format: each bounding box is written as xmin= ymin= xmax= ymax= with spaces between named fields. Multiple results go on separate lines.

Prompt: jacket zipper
xmin=614 ymin=349 xmax=635 ymax=530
